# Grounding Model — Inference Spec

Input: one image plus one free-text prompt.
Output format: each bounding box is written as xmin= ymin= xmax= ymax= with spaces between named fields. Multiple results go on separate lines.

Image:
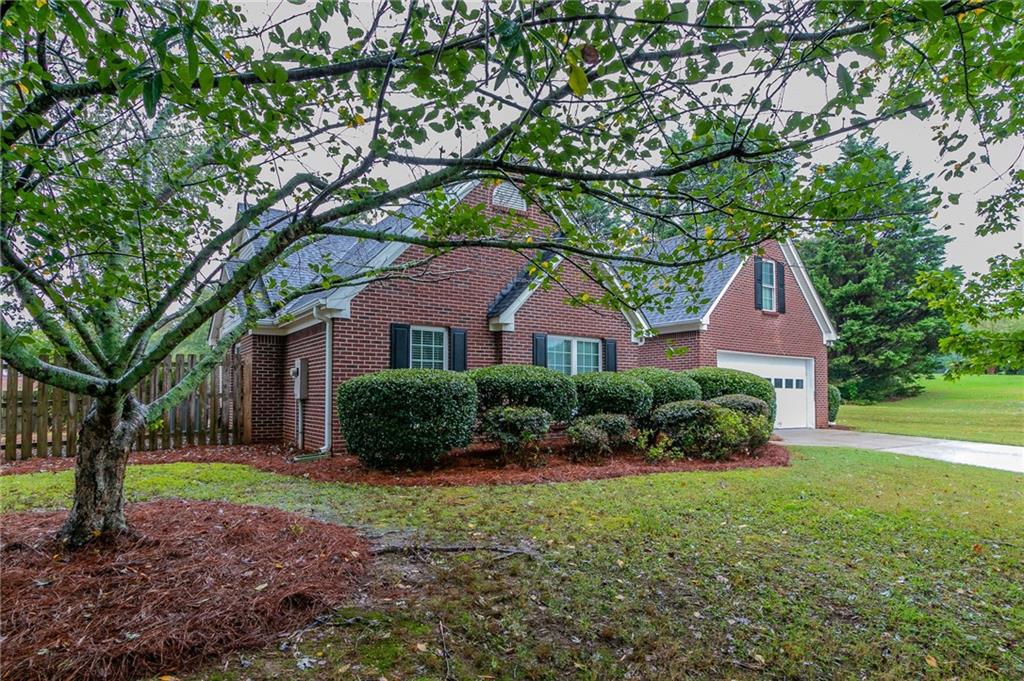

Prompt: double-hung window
xmin=759 ymin=259 xmax=777 ymax=312
xmin=410 ymin=326 xmax=446 ymax=369
xmin=546 ymin=336 xmax=601 ymax=375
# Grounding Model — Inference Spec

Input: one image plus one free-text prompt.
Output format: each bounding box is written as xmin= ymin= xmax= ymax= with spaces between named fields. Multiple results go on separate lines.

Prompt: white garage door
xmin=716 ymin=351 xmax=814 ymax=429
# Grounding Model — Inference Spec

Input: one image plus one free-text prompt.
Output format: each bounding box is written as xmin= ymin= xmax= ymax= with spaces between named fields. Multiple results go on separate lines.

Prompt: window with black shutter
xmin=389 ymin=323 xmax=411 ymax=368
xmin=532 ymin=333 xmax=547 ymax=367
xmin=450 ymin=328 xmax=467 ymax=371
xmin=603 ymin=338 xmax=618 ymax=372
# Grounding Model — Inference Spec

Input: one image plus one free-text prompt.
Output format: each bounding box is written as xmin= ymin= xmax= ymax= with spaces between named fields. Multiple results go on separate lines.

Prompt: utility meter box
xmin=291 ymin=358 xmax=308 ymax=400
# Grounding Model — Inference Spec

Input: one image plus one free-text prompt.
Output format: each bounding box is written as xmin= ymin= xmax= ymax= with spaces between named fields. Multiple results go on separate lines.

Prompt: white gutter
xmin=312 ymin=303 xmax=333 ymax=455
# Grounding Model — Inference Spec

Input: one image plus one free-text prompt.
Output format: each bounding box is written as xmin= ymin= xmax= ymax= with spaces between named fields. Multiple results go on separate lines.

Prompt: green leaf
xmin=569 ymin=64 xmax=588 ymax=97
xmin=198 ymin=65 xmax=214 ymax=94
xmin=142 ymin=73 xmax=163 ymax=117
xmin=837 ymin=64 xmax=853 ymax=92
xmin=185 ymin=29 xmax=199 ymax=80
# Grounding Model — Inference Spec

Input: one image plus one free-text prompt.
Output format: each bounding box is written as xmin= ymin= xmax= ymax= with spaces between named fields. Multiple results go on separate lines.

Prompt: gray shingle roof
xmin=487 ymin=250 xmax=560 ymax=317
xmin=639 ymin=237 xmax=744 ymax=327
xmin=221 ymin=186 xmax=745 ymax=336
xmin=219 ymin=191 xmax=444 ymax=334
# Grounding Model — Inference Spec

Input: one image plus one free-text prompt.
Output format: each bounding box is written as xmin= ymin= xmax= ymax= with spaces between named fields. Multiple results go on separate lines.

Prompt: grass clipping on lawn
xmin=0 ymin=500 xmax=367 ymax=681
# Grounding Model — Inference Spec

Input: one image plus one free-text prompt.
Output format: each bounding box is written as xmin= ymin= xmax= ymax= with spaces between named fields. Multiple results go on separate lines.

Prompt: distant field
xmin=839 ymin=374 xmax=1024 ymax=446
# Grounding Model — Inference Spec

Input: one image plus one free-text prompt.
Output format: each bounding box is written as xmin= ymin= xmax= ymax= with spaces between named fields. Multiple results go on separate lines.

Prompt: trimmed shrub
xmin=708 ymin=393 xmax=771 ymax=419
xmin=480 ymin=406 xmax=551 ymax=467
xmin=565 ymin=421 xmax=611 ymax=463
xmin=744 ymin=414 xmax=773 ymax=451
xmin=468 ymin=365 xmax=577 ymax=421
xmin=651 ymin=399 xmax=748 ymax=460
xmin=684 ymin=367 xmax=776 ymax=421
xmin=625 ymin=367 xmax=702 ymax=408
xmin=573 ymin=372 xmax=653 ymax=420
xmin=709 ymin=394 xmax=773 ymax=452
xmin=828 ymin=384 xmax=842 ymax=423
xmin=576 ymin=413 xmax=632 ymax=446
xmin=337 ymin=369 xmax=477 ymax=470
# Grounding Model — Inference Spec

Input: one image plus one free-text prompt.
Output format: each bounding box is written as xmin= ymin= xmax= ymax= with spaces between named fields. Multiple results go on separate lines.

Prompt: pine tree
xmin=801 ymin=139 xmax=955 ymax=402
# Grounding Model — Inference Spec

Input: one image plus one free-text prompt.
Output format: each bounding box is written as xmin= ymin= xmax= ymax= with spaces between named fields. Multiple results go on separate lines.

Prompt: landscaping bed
xmin=0 ymin=500 xmax=368 ymax=681
xmin=0 ymin=440 xmax=789 ymax=485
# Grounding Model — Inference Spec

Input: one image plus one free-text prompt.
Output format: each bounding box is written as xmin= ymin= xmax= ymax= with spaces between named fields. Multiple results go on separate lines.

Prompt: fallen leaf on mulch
xmin=0 ymin=500 xmax=368 ymax=681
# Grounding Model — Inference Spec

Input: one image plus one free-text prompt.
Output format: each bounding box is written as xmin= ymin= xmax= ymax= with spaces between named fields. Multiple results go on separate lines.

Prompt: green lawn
xmin=2 ymin=448 xmax=1022 ymax=680
xmin=839 ymin=374 xmax=1024 ymax=446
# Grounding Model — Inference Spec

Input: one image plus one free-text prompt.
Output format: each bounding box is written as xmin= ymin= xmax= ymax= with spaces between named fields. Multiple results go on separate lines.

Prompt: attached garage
xmin=716 ymin=350 xmax=815 ymax=429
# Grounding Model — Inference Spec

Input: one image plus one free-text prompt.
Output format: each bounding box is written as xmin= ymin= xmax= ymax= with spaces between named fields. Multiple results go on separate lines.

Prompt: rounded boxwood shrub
xmin=744 ymin=414 xmax=773 ymax=451
xmin=468 ymin=365 xmax=577 ymax=421
xmin=575 ymin=413 xmax=632 ymax=446
xmin=565 ymin=420 xmax=611 ymax=463
xmin=684 ymin=367 xmax=776 ymax=422
xmin=480 ymin=406 xmax=551 ymax=467
xmin=624 ymin=367 xmax=702 ymax=408
xmin=337 ymin=369 xmax=477 ymax=470
xmin=708 ymin=393 xmax=770 ymax=419
xmin=573 ymin=372 xmax=653 ymax=420
xmin=828 ymin=384 xmax=842 ymax=423
xmin=708 ymin=394 xmax=773 ymax=452
xmin=651 ymin=399 xmax=748 ymax=460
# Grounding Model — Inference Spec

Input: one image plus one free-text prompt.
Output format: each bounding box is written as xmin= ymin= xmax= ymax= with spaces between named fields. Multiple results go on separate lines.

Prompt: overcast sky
xmin=238 ymin=1 xmax=1020 ymax=275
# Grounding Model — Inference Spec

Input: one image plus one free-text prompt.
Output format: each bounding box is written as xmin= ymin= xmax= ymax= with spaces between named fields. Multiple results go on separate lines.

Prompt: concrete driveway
xmin=777 ymin=428 xmax=1024 ymax=474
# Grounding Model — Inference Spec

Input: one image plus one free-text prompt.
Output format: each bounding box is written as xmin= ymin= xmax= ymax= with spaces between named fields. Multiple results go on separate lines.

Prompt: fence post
xmin=4 ymin=364 xmax=17 ymax=461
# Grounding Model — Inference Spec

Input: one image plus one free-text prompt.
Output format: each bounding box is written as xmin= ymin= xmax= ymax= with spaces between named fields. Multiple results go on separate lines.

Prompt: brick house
xmin=209 ymin=181 xmax=837 ymax=453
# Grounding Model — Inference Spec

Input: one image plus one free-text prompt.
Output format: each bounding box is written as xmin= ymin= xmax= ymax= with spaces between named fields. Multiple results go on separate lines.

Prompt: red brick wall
xmin=637 ymin=330 xmax=701 ymax=370
xmin=323 ymin=183 xmax=640 ymax=452
xmin=640 ymin=241 xmax=829 ymax=426
xmin=236 ymin=333 xmax=283 ymax=443
xmin=281 ymin=322 xmax=328 ymax=450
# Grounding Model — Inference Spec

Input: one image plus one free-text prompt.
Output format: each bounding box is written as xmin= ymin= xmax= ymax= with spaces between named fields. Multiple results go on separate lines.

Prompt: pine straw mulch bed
xmin=0 ymin=500 xmax=368 ymax=681
xmin=0 ymin=441 xmax=790 ymax=486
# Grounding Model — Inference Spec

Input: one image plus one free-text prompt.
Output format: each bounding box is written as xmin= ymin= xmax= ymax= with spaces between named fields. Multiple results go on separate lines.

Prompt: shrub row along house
xmin=209 ymin=181 xmax=837 ymax=454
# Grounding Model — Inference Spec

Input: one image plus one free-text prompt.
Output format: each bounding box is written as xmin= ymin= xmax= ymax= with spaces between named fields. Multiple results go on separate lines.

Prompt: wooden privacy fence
xmin=0 ymin=354 xmax=250 ymax=461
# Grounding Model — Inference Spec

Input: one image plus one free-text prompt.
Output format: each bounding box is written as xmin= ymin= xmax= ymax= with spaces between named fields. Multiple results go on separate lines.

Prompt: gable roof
xmin=212 ymin=183 xmax=479 ymax=340
xmin=212 ymin=186 xmax=836 ymax=346
xmin=638 ymin=237 xmax=745 ymax=329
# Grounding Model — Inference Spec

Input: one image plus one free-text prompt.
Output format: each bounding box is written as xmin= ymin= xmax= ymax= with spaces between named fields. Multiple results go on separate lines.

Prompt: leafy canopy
xmin=2 ymin=0 xmax=1022 ymax=418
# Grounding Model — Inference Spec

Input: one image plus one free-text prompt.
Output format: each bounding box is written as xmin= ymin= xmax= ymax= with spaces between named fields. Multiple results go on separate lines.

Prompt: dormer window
xmin=492 ymin=182 xmax=527 ymax=211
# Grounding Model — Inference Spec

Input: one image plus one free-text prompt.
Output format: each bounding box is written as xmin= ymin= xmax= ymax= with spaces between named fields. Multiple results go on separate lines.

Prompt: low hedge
xmin=828 ymin=385 xmax=842 ymax=422
xmin=708 ymin=394 xmax=770 ymax=419
xmin=573 ymin=372 xmax=653 ymax=420
xmin=480 ymin=406 xmax=552 ymax=467
xmin=565 ymin=420 xmax=610 ymax=463
xmin=468 ymin=365 xmax=577 ymax=421
xmin=684 ymin=367 xmax=776 ymax=422
xmin=744 ymin=414 xmax=773 ymax=450
xmin=624 ymin=367 xmax=702 ymax=408
xmin=576 ymin=413 xmax=632 ymax=446
xmin=651 ymin=399 xmax=748 ymax=460
xmin=337 ymin=369 xmax=477 ymax=470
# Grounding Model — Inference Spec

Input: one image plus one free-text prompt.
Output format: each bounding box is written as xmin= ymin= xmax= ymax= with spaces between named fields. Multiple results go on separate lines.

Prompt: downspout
xmin=294 ymin=303 xmax=333 ymax=462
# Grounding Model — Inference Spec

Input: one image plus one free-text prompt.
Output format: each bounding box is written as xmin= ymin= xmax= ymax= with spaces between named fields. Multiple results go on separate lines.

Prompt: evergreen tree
xmin=801 ymin=139 xmax=955 ymax=402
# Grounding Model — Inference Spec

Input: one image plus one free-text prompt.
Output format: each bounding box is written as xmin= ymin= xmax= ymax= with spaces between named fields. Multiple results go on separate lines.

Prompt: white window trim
xmin=760 ymin=258 xmax=777 ymax=312
xmin=547 ymin=335 xmax=602 ymax=375
xmin=410 ymin=325 xmax=448 ymax=370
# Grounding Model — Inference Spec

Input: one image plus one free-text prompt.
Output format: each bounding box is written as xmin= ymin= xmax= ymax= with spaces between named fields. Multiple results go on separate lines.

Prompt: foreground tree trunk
xmin=58 ymin=397 xmax=146 ymax=548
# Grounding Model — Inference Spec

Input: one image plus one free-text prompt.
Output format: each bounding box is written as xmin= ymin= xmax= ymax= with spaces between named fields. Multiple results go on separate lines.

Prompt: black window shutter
xmin=776 ymin=261 xmax=786 ymax=313
xmin=753 ymin=256 xmax=763 ymax=310
xmin=390 ymin=323 xmax=410 ymax=369
xmin=450 ymin=328 xmax=467 ymax=371
xmin=532 ymin=333 xmax=547 ymax=367
xmin=603 ymin=339 xmax=618 ymax=372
